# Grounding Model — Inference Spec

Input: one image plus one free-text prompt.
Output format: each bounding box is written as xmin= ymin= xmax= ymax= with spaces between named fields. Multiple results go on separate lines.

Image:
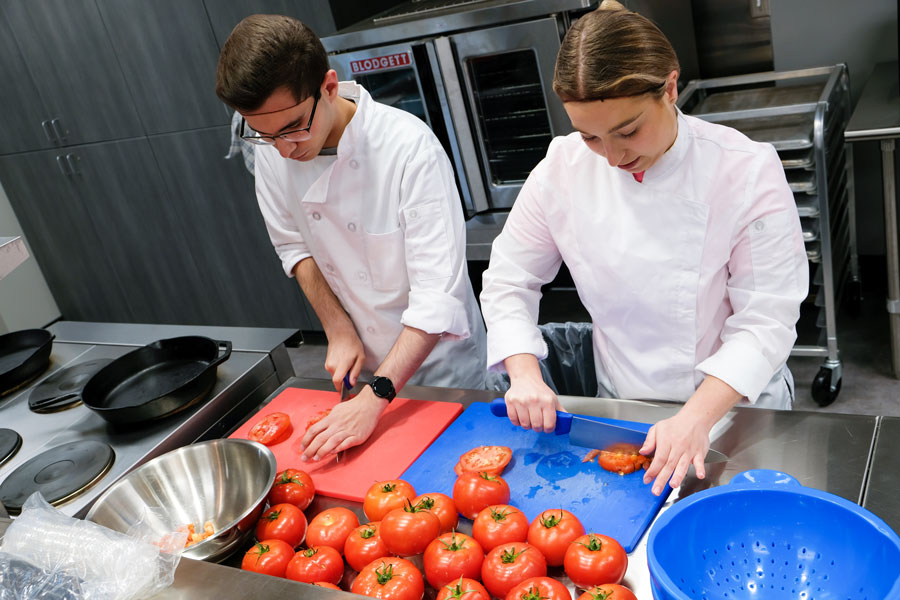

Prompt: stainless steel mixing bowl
xmin=86 ymin=439 xmax=276 ymax=562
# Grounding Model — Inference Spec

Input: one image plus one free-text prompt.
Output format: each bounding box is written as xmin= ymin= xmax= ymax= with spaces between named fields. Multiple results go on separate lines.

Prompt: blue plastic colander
xmin=647 ymin=469 xmax=900 ymax=600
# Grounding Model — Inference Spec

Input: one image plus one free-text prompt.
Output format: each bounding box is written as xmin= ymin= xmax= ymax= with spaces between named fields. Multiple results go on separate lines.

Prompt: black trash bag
xmin=487 ymin=322 xmax=598 ymax=398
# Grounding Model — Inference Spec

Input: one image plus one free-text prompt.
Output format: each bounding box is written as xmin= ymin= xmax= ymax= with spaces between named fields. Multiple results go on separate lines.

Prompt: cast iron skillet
xmin=0 ymin=329 xmax=54 ymax=395
xmin=81 ymin=336 xmax=232 ymax=426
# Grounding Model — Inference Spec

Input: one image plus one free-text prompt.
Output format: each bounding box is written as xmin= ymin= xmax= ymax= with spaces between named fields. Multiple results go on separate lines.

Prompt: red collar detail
xmin=632 ymin=171 xmax=645 ymax=183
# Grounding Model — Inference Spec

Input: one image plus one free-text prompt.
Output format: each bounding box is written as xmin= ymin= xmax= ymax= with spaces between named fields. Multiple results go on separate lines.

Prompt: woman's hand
xmin=504 ymin=353 xmax=561 ymax=433
xmin=640 ymin=375 xmax=741 ymax=495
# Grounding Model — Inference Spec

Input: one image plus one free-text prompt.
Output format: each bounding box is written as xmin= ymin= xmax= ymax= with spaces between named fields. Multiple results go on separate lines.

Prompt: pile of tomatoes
xmin=239 ymin=446 xmax=638 ymax=600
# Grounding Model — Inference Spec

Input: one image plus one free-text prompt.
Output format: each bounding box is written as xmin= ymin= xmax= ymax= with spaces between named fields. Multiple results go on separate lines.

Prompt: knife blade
xmin=335 ymin=372 xmax=352 ymax=463
xmin=489 ymin=398 xmax=728 ymax=464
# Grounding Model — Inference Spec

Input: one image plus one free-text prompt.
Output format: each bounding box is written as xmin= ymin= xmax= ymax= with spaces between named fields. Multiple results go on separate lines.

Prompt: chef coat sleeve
xmin=480 ymin=165 xmax=563 ymax=372
xmin=254 ymin=148 xmax=312 ymax=277
xmin=696 ymin=145 xmax=809 ymax=402
xmin=396 ymin=144 xmax=472 ymax=339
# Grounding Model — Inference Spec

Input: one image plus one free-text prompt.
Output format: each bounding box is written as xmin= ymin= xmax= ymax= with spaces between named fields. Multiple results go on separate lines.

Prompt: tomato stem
xmin=381 ymin=483 xmax=397 ymax=493
xmin=263 ymin=509 xmax=281 ymax=522
xmin=360 ymin=526 xmax=377 ymax=539
xmin=500 ymin=546 xmax=527 ymax=564
xmin=375 ymin=562 xmax=395 ymax=585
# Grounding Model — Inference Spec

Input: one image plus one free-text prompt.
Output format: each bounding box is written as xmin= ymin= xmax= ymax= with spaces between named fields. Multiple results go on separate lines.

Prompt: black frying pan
xmin=0 ymin=329 xmax=53 ymax=395
xmin=81 ymin=336 xmax=232 ymax=425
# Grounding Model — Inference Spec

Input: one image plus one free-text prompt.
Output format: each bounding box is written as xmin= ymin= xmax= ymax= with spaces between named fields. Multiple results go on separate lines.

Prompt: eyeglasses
xmin=240 ymin=91 xmax=320 ymax=145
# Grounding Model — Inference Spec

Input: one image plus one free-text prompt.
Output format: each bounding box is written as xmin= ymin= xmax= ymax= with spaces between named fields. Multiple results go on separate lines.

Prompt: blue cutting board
xmin=400 ymin=401 xmax=671 ymax=553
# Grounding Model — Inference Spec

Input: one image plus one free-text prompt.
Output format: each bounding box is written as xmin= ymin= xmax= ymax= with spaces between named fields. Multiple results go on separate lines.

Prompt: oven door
xmin=445 ymin=17 xmax=571 ymax=210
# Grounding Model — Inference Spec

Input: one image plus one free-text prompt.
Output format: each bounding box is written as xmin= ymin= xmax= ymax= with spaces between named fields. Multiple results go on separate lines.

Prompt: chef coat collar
xmin=627 ymin=106 xmax=690 ymax=185
xmin=333 ymin=81 xmax=368 ymax=159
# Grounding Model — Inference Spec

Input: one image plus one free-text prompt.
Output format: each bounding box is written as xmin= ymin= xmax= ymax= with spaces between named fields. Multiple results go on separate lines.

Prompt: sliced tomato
xmin=248 ymin=412 xmax=293 ymax=446
xmin=593 ymin=443 xmax=650 ymax=475
xmin=457 ymin=446 xmax=512 ymax=476
xmin=306 ymin=409 xmax=332 ymax=432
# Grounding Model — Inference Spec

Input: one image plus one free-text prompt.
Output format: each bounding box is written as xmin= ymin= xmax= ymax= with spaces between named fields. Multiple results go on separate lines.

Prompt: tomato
xmin=241 ymin=539 xmax=294 ymax=577
xmin=351 ymin=557 xmax=425 ymax=600
xmin=256 ymin=503 xmax=307 ymax=548
xmin=248 ymin=412 xmax=293 ymax=445
xmin=364 ymin=480 xmax=417 ymax=522
xmin=313 ymin=582 xmax=342 ymax=590
xmin=526 ymin=509 xmax=584 ymax=567
xmin=267 ymin=468 xmax=315 ymax=510
xmin=480 ymin=543 xmax=547 ymax=599
xmin=472 ymin=505 xmax=529 ymax=552
xmin=307 ymin=507 xmax=360 ymax=553
xmin=436 ymin=577 xmax=491 ymax=600
xmin=576 ymin=585 xmax=637 ymax=600
xmin=591 ymin=444 xmax=650 ymax=475
xmin=453 ymin=472 xmax=511 ymax=520
xmin=563 ymin=534 xmax=627 ymax=588
xmin=345 ymin=522 xmax=391 ymax=572
xmin=380 ymin=502 xmax=441 ymax=556
xmin=285 ymin=545 xmax=345 ymax=585
xmin=505 ymin=577 xmax=571 ymax=600
xmin=457 ymin=446 xmax=512 ymax=476
xmin=423 ymin=531 xmax=485 ymax=589
xmin=413 ymin=493 xmax=458 ymax=533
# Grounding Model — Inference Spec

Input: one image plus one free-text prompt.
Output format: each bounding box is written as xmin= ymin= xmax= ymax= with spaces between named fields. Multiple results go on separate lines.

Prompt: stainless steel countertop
xmin=0 ymin=378 xmax=888 ymax=599
xmin=863 ymin=416 xmax=900 ymax=533
xmin=845 ymin=61 xmax=900 ymax=141
xmin=322 ymin=0 xmax=591 ymax=53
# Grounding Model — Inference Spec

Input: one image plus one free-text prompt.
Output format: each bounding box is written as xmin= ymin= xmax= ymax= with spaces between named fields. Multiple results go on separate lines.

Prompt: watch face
xmin=371 ymin=377 xmax=395 ymax=399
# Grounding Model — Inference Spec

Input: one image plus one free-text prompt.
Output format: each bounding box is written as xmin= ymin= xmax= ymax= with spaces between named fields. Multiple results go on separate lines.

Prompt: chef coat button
xmin=754 ymin=220 xmax=765 ymax=232
xmin=312 ymin=212 xmax=322 ymax=221
xmin=350 ymin=159 xmax=359 ymax=169
xmin=347 ymin=222 xmax=357 ymax=232
xmin=358 ymin=271 xmax=368 ymax=281
xmin=367 ymin=326 xmax=376 ymax=334
xmin=409 ymin=209 xmax=418 ymax=219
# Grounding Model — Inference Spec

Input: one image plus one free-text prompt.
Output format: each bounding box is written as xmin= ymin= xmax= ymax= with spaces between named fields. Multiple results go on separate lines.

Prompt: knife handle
xmin=343 ymin=373 xmax=352 ymax=388
xmin=489 ymin=398 xmax=572 ymax=435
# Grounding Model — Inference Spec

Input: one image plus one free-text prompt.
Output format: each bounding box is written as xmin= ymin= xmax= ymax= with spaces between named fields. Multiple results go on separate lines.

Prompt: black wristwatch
xmin=369 ymin=376 xmax=396 ymax=402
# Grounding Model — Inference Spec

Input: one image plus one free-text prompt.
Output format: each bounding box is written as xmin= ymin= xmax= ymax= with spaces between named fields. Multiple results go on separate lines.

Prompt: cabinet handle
xmin=51 ymin=118 xmax=67 ymax=143
xmin=65 ymin=153 xmax=80 ymax=176
xmin=56 ymin=155 xmax=71 ymax=177
xmin=42 ymin=120 xmax=58 ymax=144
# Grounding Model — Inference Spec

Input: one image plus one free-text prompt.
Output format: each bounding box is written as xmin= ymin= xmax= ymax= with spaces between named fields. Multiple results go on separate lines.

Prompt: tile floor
xmin=287 ymin=257 xmax=900 ymax=418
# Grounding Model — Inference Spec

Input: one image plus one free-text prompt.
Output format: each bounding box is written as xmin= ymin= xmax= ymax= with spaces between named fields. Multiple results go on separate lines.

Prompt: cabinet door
xmin=205 ymin=0 xmax=337 ymax=50
xmin=66 ymin=140 xmax=209 ymax=324
xmin=1 ymin=0 xmax=143 ymax=146
xmin=96 ymin=0 xmax=230 ymax=135
xmin=0 ymin=16 xmax=55 ymax=155
xmin=148 ymin=127 xmax=319 ymax=329
xmin=0 ymin=152 xmax=133 ymax=321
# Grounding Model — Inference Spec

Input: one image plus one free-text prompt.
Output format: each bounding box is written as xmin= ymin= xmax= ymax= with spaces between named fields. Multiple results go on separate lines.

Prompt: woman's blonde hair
xmin=553 ymin=0 xmax=679 ymax=102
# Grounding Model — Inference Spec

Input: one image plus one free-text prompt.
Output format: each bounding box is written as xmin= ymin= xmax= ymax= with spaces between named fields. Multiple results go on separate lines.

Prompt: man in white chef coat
xmin=215 ymin=15 xmax=486 ymax=460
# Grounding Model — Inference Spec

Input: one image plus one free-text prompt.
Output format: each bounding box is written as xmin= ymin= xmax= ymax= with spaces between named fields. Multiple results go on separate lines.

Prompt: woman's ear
xmin=664 ymin=69 xmax=680 ymax=104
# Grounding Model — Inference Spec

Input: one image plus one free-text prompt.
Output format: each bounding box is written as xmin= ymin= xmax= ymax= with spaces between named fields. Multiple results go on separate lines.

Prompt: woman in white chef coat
xmin=480 ymin=0 xmax=808 ymax=495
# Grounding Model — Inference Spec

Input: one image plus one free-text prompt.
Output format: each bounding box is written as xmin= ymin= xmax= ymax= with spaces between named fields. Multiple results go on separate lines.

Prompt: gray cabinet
xmin=69 ymin=140 xmax=210 ymax=324
xmin=1 ymin=0 xmax=143 ymax=147
xmin=0 ymin=16 xmax=56 ymax=155
xmin=97 ymin=0 xmax=231 ymax=135
xmin=205 ymin=0 xmax=337 ymax=50
xmin=0 ymin=151 xmax=133 ymax=321
xmin=149 ymin=127 xmax=320 ymax=330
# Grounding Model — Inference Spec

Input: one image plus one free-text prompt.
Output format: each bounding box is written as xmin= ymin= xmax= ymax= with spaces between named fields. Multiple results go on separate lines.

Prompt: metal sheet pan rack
xmin=678 ymin=65 xmax=859 ymax=407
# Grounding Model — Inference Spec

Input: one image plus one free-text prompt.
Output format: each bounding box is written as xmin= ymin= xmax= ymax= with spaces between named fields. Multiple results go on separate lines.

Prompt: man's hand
xmin=299 ymin=385 xmax=387 ymax=460
xmin=324 ymin=327 xmax=365 ymax=390
xmin=504 ymin=354 xmax=561 ymax=433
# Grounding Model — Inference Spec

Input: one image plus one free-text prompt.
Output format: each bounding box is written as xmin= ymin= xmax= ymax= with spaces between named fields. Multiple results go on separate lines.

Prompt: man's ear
xmin=322 ymin=69 xmax=340 ymax=100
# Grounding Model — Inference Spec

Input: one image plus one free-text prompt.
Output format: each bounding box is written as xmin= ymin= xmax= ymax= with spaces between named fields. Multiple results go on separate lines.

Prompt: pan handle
xmin=208 ymin=340 xmax=233 ymax=368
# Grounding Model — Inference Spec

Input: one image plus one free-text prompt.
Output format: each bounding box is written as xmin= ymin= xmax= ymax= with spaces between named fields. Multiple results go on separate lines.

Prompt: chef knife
xmin=489 ymin=398 xmax=728 ymax=464
xmin=335 ymin=372 xmax=353 ymax=462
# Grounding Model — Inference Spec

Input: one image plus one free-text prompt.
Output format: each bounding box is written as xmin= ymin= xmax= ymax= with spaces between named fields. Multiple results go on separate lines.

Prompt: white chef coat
xmin=481 ymin=109 xmax=808 ymax=406
xmin=254 ymin=82 xmax=486 ymax=389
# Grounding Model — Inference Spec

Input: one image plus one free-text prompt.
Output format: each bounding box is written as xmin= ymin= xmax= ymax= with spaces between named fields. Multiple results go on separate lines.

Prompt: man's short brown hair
xmin=215 ymin=14 xmax=328 ymax=112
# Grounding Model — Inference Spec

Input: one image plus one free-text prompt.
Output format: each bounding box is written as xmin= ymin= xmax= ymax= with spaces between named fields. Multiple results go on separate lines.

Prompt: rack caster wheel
xmin=811 ymin=367 xmax=842 ymax=407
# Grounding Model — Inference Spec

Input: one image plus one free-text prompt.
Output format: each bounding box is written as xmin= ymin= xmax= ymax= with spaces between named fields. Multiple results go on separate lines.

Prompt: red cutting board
xmin=230 ymin=387 xmax=463 ymax=501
